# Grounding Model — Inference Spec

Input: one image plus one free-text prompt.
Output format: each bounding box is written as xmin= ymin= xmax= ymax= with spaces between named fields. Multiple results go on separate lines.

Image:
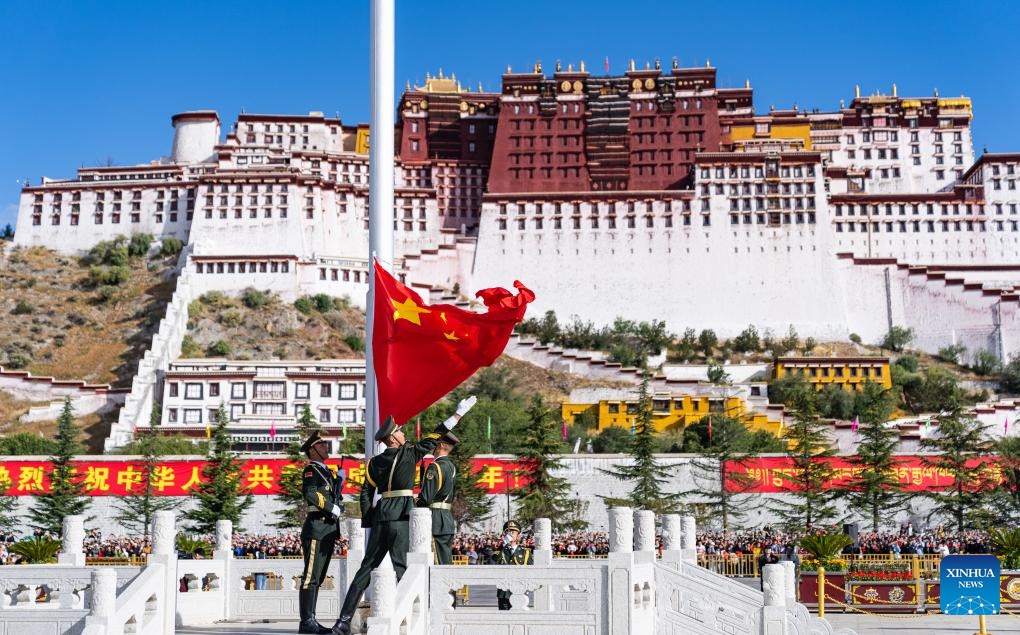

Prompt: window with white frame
xmin=167 ymin=408 xmax=178 ymax=423
xmin=183 ymin=409 xmax=202 ymax=424
xmin=231 ymin=383 xmax=246 ymax=399
xmin=337 ymin=408 xmax=357 ymax=423
xmin=339 ymin=383 xmax=357 ymax=400
xmin=184 ymin=383 xmax=203 ymax=399
xmin=230 ymin=404 xmax=244 ymax=420
xmin=319 ymin=408 xmax=331 ymax=423
xmin=295 ymin=383 xmax=310 ymax=399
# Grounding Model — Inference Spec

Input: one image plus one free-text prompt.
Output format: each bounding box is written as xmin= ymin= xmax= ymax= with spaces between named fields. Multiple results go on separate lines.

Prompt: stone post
xmin=660 ymin=514 xmax=682 ymax=552
xmin=341 ymin=519 xmax=366 ymax=593
xmin=609 ymin=507 xmax=633 ymax=554
xmin=607 ymin=507 xmax=634 ymax=635
xmin=680 ymin=515 xmax=697 ymax=565
xmin=366 ymin=563 xmax=397 ymax=632
xmin=148 ymin=511 xmax=178 ymax=634
xmin=761 ymin=563 xmax=788 ymax=635
xmin=780 ymin=560 xmax=797 ymax=605
xmin=87 ymin=567 xmax=117 ymax=633
xmin=532 ymin=518 xmax=553 ymax=565
xmin=633 ymin=510 xmax=656 ymax=553
xmin=214 ymin=519 xmax=234 ymax=619
xmin=58 ymin=515 xmax=86 ymax=566
xmin=408 ymin=507 xmax=432 ymax=566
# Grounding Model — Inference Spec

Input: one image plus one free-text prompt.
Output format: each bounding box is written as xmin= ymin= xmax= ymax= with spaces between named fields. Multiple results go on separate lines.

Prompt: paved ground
xmin=177 ymin=612 xmax=1020 ymax=634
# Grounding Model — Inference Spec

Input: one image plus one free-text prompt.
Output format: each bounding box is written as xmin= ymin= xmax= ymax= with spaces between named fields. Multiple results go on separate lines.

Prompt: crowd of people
xmin=0 ymin=524 xmax=994 ymax=565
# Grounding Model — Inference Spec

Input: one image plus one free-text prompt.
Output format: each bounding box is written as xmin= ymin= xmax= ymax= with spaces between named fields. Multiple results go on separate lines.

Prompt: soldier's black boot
xmin=298 ymin=587 xmax=331 ymax=634
xmin=331 ymin=587 xmax=364 ymax=635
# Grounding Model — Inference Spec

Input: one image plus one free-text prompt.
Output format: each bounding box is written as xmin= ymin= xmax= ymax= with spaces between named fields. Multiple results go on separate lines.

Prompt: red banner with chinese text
xmin=0 ymin=458 xmax=527 ymax=497
xmin=724 ymin=456 xmax=1001 ymax=493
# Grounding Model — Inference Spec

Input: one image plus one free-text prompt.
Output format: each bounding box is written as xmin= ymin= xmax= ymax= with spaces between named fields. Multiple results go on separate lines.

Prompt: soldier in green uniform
xmin=298 ymin=431 xmax=344 ymax=634
xmin=495 ymin=519 xmax=532 ymax=610
xmin=416 ymin=431 xmax=459 ymax=564
xmin=331 ymin=396 xmax=476 ymax=635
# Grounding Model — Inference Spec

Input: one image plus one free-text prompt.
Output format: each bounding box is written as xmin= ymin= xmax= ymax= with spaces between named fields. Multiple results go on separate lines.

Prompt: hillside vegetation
xmin=0 ymin=244 xmax=177 ymax=386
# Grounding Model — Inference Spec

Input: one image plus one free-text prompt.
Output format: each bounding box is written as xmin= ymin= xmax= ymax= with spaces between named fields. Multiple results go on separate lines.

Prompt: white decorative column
xmin=85 ymin=567 xmax=117 ymax=634
xmin=366 ymin=563 xmax=396 ymax=632
xmin=214 ymin=519 xmax=234 ymax=619
xmin=408 ymin=507 xmax=432 ymax=566
xmin=532 ymin=518 xmax=552 ymax=566
xmin=148 ymin=511 xmax=177 ymax=634
xmin=633 ymin=510 xmax=655 ymax=553
xmin=780 ymin=560 xmax=797 ymax=605
xmin=761 ymin=563 xmax=788 ymax=635
xmin=659 ymin=514 xmax=682 ymax=566
xmin=607 ymin=507 xmax=635 ymax=635
xmin=342 ymin=519 xmax=366 ymax=594
xmin=680 ymin=515 xmax=697 ymax=565
xmin=58 ymin=514 xmax=85 ymax=566
xmin=609 ymin=507 xmax=634 ymax=554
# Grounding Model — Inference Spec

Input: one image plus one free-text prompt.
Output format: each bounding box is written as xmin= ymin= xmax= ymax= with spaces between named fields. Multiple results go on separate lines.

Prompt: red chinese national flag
xmin=373 ymin=261 xmax=534 ymax=425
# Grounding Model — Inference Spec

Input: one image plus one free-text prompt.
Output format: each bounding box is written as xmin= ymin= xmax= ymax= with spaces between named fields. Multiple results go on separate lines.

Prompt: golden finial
xmin=629 ymin=59 xmax=635 ymax=71
xmin=745 ymin=78 xmax=750 ymax=89
xmin=507 ymin=64 xmax=512 ymax=74
xmin=672 ymin=56 xmax=679 ymax=70
xmin=534 ymin=60 xmax=542 ymax=73
xmin=451 ymin=72 xmax=456 ymax=81
xmin=556 ymin=60 xmax=562 ymax=72
xmin=580 ymin=60 xmax=586 ymax=73
xmin=406 ymin=79 xmax=411 ymax=91
xmin=705 ymin=58 xmax=711 ymax=68
xmin=654 ymin=58 xmax=661 ymax=70
xmin=478 ymin=81 xmax=483 ymax=93
xmin=892 ymin=83 xmax=897 ymax=97
xmin=438 ymin=68 xmax=444 ymax=79
xmin=567 ymin=63 xmax=573 ymax=72
xmin=457 ymin=81 xmax=462 ymax=92
xmin=854 ymin=84 xmax=860 ymax=98
xmin=645 ymin=61 xmax=651 ymax=70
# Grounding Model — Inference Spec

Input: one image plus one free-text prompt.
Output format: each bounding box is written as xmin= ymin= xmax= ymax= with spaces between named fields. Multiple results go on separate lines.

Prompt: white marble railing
xmin=81 ymin=564 xmax=166 ymax=635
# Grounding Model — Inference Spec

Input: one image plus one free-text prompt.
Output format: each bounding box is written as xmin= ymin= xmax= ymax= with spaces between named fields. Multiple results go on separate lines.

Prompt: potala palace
xmin=10 ymin=60 xmax=1020 ymax=449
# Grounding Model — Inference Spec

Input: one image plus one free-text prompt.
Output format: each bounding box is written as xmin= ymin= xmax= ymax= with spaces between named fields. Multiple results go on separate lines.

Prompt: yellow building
xmin=772 ymin=356 xmax=892 ymax=391
xmin=561 ymin=392 xmax=783 ymax=437
xmin=727 ymin=115 xmax=813 ymax=151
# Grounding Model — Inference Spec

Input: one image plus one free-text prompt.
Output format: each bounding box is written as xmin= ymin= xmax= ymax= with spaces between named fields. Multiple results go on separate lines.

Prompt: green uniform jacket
xmin=301 ymin=461 xmax=342 ymax=538
xmin=496 ymin=543 xmax=532 ymax=565
xmin=416 ymin=456 xmax=456 ymax=536
xmin=359 ymin=426 xmax=444 ymax=528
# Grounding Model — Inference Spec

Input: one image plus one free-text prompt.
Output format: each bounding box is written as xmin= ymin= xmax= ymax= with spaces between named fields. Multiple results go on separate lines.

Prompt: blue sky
xmin=2 ymin=0 xmax=1019 ymax=231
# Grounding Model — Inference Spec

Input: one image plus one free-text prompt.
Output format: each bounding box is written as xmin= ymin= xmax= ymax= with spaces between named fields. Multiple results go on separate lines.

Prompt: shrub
xmin=219 ymin=309 xmax=243 ymax=327
xmin=294 ymin=296 xmax=313 ymax=315
xmin=343 ymin=335 xmax=364 ymax=352
xmin=972 ymin=351 xmax=1000 ymax=376
xmin=127 ymin=233 xmax=153 ymax=257
xmin=180 ymin=335 xmax=199 ymax=357
xmin=7 ymin=537 xmax=62 ymax=564
xmin=88 ymin=265 xmax=130 ymax=286
xmin=187 ymin=300 xmax=203 ymax=320
xmin=160 ymin=237 xmax=184 ymax=257
xmin=895 ymin=355 xmax=919 ymax=373
xmin=801 ymin=337 xmax=817 ymax=355
xmin=201 ymin=291 xmax=227 ymax=306
xmin=242 ymin=288 xmax=272 ymax=309
xmin=849 ymin=333 xmax=862 ymax=344
xmin=176 ymin=535 xmax=214 ymax=558
xmin=312 ymin=293 xmax=334 ymax=313
xmin=936 ymin=343 xmax=967 ymax=364
xmin=798 ymin=532 xmax=853 ymax=571
xmin=881 ymin=326 xmax=914 ymax=352
xmin=5 ymin=351 xmax=31 ymax=368
xmin=95 ymin=285 xmax=118 ymax=303
xmin=208 ymin=340 xmax=230 ymax=356
xmin=12 ymin=300 xmax=34 ymax=315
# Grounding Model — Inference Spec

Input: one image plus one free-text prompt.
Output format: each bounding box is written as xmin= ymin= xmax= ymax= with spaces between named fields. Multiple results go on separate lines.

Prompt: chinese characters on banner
xmin=725 ymin=456 xmax=1003 ymax=493
xmin=0 ymin=458 xmax=527 ymax=497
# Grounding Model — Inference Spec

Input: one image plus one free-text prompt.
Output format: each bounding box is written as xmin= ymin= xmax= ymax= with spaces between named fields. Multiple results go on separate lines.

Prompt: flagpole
xmin=366 ymin=0 xmax=395 ymax=462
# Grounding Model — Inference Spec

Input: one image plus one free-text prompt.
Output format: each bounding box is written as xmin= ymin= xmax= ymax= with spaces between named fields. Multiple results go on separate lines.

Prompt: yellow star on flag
xmin=444 ymin=331 xmax=460 ymax=341
xmin=392 ymin=297 xmax=431 ymax=325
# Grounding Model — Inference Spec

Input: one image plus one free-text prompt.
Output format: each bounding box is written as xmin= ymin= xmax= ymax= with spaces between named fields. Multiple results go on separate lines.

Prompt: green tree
xmin=273 ymin=404 xmax=324 ymax=529
xmin=732 ymin=325 xmax=761 ymax=354
xmin=840 ymin=382 xmax=908 ymax=531
xmin=669 ymin=327 xmax=698 ymax=362
xmin=602 ymin=371 xmax=681 ymax=516
xmin=919 ymin=410 xmax=997 ymax=531
xmin=0 ymin=470 xmax=18 ymax=532
xmin=511 ymin=396 xmax=584 ymax=530
xmin=1002 ymin=353 xmax=1020 ymax=394
xmin=112 ymin=431 xmax=180 ymax=537
xmin=182 ymin=405 xmax=254 ymax=533
xmin=990 ymin=437 xmax=1020 ymax=524
xmin=29 ymin=398 xmax=92 ymax=533
xmin=902 ymin=366 xmax=964 ymax=414
xmin=0 ymin=223 xmax=13 ymax=239
xmin=114 ymin=434 xmax=207 ymax=455
xmin=682 ymin=415 xmax=766 ymax=531
xmin=698 ymin=329 xmax=718 ymax=357
xmin=470 ymin=365 xmax=520 ymax=403
xmin=881 ymin=326 xmax=914 ymax=352
xmin=0 ymin=432 xmax=58 ymax=455
xmin=771 ymin=390 xmax=841 ymax=530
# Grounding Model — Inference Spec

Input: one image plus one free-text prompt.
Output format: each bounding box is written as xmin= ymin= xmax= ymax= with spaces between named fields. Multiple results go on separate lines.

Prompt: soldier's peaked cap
xmin=299 ymin=430 xmax=328 ymax=454
xmin=503 ymin=520 xmax=522 ymax=534
xmin=440 ymin=431 xmax=460 ymax=446
xmin=374 ymin=415 xmax=399 ymax=442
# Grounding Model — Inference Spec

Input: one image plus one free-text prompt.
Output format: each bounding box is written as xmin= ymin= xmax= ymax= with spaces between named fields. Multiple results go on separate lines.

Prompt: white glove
xmin=330 ymin=504 xmax=343 ymax=521
xmin=456 ymin=395 xmax=477 ymax=418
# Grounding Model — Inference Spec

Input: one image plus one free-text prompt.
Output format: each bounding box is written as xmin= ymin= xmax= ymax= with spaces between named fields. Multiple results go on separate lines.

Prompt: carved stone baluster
xmin=633 ymin=510 xmax=655 ymax=553
xmin=609 ymin=507 xmax=633 ymax=554
xmin=533 ymin=518 xmax=552 ymax=565
xmin=59 ymin=515 xmax=86 ymax=566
